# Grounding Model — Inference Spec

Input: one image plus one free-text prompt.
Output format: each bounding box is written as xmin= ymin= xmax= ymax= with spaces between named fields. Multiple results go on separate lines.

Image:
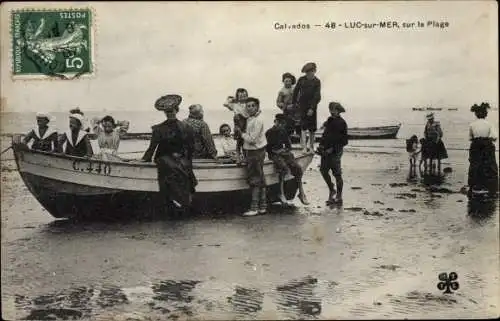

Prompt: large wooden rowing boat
xmin=11 ymin=141 xmax=314 ymax=219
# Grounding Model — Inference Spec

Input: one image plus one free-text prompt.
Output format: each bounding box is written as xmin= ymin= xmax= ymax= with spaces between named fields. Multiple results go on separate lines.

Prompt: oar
xmin=1 ymin=146 xmax=12 ymax=155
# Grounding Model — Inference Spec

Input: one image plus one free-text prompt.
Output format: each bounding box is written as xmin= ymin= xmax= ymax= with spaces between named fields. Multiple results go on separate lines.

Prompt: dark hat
xmin=70 ymin=107 xmax=84 ymax=116
xmin=282 ymin=72 xmax=296 ymax=85
xmin=470 ymin=102 xmax=491 ymax=112
xmin=155 ymin=94 xmax=182 ymax=112
xmin=328 ymin=102 xmax=346 ymax=113
xmin=301 ymin=62 xmax=317 ymax=73
xmin=275 ymin=113 xmax=287 ymax=121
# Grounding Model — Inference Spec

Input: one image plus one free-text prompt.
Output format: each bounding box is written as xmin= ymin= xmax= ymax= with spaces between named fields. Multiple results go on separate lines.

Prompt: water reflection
xmin=275 ymin=276 xmax=322 ymax=319
xmin=467 ymin=197 xmax=498 ymax=224
xmin=12 ymin=277 xmax=327 ymax=320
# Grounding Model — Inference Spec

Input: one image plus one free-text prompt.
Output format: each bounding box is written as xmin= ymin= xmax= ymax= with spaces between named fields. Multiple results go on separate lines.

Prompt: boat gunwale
xmin=12 ymin=143 xmax=314 ymax=170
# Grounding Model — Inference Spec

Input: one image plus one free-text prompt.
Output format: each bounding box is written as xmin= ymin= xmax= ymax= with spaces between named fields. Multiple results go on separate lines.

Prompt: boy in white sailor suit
xmin=57 ymin=113 xmax=94 ymax=158
xmin=22 ymin=112 xmax=59 ymax=152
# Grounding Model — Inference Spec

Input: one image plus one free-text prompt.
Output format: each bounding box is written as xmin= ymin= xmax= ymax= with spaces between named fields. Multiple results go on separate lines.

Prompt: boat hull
xmin=290 ymin=124 xmax=401 ymax=143
xmin=12 ymin=144 xmax=312 ymax=219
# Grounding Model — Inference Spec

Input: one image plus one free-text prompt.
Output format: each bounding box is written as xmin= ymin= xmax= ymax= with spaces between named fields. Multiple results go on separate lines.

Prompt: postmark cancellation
xmin=10 ymin=8 xmax=94 ymax=80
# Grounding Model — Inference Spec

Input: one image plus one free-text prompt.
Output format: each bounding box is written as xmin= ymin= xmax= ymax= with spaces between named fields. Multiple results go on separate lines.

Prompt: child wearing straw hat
xmin=22 ymin=112 xmax=58 ymax=152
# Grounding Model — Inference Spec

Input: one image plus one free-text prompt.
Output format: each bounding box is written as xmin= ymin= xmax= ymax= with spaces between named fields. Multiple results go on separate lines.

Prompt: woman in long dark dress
xmin=141 ymin=95 xmax=197 ymax=212
xmin=423 ymin=112 xmax=448 ymax=173
xmin=467 ymin=102 xmax=498 ymax=197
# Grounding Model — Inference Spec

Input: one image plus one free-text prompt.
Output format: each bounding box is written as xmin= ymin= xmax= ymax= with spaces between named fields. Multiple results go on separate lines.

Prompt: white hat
xmin=36 ymin=112 xmax=51 ymax=120
xmin=69 ymin=113 xmax=84 ymax=125
xmin=426 ymin=112 xmax=434 ymax=119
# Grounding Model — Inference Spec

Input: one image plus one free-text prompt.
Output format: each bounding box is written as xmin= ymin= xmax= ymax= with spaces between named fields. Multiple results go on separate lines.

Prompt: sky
xmin=0 ymin=1 xmax=498 ymax=113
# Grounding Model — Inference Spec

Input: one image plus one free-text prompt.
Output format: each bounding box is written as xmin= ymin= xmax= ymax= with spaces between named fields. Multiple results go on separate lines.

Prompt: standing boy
xmin=292 ymin=62 xmax=321 ymax=151
xmin=241 ymin=97 xmax=268 ymax=216
xmin=318 ymin=102 xmax=348 ymax=205
xmin=266 ymin=114 xmax=309 ymax=205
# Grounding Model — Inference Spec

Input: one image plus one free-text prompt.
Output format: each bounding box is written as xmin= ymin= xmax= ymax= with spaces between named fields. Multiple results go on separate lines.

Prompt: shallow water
xmin=1 ymin=148 xmax=498 ymax=320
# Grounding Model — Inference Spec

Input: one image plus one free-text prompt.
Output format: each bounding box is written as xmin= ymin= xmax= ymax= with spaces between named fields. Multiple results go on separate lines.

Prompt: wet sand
xmin=1 ymin=147 xmax=499 ymax=320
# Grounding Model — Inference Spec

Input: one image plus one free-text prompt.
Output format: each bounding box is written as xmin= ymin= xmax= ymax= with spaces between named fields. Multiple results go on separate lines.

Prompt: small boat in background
xmin=426 ymin=107 xmax=442 ymax=111
xmin=447 ymin=108 xmax=458 ymax=111
xmin=412 ymin=107 xmax=425 ymax=111
xmin=290 ymin=123 xmax=401 ymax=143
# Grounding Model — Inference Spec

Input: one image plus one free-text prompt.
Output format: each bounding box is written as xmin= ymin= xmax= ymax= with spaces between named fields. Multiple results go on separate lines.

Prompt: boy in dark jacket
xmin=265 ymin=114 xmax=309 ymax=205
xmin=317 ymin=102 xmax=348 ymax=205
xmin=292 ymin=62 xmax=321 ymax=151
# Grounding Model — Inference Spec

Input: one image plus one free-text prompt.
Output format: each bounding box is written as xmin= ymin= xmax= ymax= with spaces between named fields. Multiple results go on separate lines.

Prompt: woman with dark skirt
xmin=467 ymin=102 xmax=498 ymax=197
xmin=141 ymin=94 xmax=198 ymax=213
xmin=423 ymin=112 xmax=448 ymax=173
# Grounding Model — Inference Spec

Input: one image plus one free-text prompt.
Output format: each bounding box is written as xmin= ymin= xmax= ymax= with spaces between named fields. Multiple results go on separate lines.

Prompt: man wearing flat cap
xmin=292 ymin=62 xmax=321 ymax=151
xmin=141 ymin=94 xmax=197 ymax=212
xmin=318 ymin=102 xmax=348 ymax=205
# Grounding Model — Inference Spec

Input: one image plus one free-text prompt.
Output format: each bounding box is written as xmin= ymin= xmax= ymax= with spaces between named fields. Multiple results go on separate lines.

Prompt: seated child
xmin=91 ymin=115 xmax=130 ymax=161
xmin=57 ymin=113 xmax=93 ymax=157
xmin=265 ymin=113 xmax=309 ymax=205
xmin=219 ymin=123 xmax=239 ymax=161
xmin=23 ymin=112 xmax=58 ymax=152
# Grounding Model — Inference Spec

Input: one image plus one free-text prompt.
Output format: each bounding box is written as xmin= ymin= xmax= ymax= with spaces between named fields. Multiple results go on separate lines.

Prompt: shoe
xmin=298 ymin=193 xmax=309 ymax=205
xmin=333 ymin=198 xmax=343 ymax=205
xmin=258 ymin=208 xmax=267 ymax=214
xmin=325 ymin=190 xmax=336 ymax=204
xmin=243 ymin=210 xmax=259 ymax=216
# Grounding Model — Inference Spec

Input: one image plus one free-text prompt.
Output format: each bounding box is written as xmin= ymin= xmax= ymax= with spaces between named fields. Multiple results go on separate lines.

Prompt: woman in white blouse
xmin=467 ymin=102 xmax=498 ymax=197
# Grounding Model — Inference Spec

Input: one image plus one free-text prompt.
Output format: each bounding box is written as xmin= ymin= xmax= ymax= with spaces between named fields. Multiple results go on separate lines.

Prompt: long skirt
xmin=156 ymin=155 xmax=198 ymax=208
xmin=468 ymin=138 xmax=498 ymax=193
xmin=422 ymin=138 xmax=448 ymax=160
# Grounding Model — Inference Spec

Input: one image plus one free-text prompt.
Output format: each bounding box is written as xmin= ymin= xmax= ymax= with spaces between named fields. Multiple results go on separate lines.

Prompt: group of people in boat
xmin=19 ymin=60 xmax=498 ymax=215
xmin=22 ymin=107 xmax=130 ymax=161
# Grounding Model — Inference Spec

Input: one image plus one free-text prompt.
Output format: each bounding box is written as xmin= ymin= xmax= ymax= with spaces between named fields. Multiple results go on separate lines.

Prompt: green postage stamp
xmin=11 ymin=8 xmax=94 ymax=80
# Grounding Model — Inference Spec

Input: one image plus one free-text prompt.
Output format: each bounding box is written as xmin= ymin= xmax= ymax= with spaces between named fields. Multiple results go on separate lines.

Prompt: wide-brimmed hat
xmin=69 ymin=107 xmax=84 ymax=115
xmin=282 ymin=72 xmax=296 ymax=85
xmin=155 ymin=94 xmax=182 ymax=112
xmin=328 ymin=102 xmax=346 ymax=113
xmin=301 ymin=62 xmax=317 ymax=73
xmin=69 ymin=113 xmax=84 ymax=125
xmin=426 ymin=112 xmax=434 ymax=119
xmin=470 ymin=102 xmax=491 ymax=112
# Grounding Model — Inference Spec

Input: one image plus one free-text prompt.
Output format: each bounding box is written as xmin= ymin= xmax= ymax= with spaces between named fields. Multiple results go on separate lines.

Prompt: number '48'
xmin=325 ymin=22 xmax=336 ymax=29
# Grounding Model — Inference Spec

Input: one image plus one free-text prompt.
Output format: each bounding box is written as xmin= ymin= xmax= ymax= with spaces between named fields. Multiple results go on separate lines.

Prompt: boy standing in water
xmin=318 ymin=102 xmax=348 ymax=205
xmin=266 ymin=113 xmax=309 ymax=205
xmin=241 ymin=97 xmax=268 ymax=216
xmin=292 ymin=62 xmax=321 ymax=151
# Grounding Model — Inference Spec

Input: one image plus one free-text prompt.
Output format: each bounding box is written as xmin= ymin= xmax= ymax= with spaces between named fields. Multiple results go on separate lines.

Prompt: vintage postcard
xmin=1 ymin=1 xmax=498 ymax=320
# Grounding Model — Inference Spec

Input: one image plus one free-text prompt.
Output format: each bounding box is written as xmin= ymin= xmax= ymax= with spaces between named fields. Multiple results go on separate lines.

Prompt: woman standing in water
xmin=423 ymin=112 xmax=448 ymax=173
xmin=141 ymin=94 xmax=197 ymax=212
xmin=467 ymin=102 xmax=498 ymax=197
